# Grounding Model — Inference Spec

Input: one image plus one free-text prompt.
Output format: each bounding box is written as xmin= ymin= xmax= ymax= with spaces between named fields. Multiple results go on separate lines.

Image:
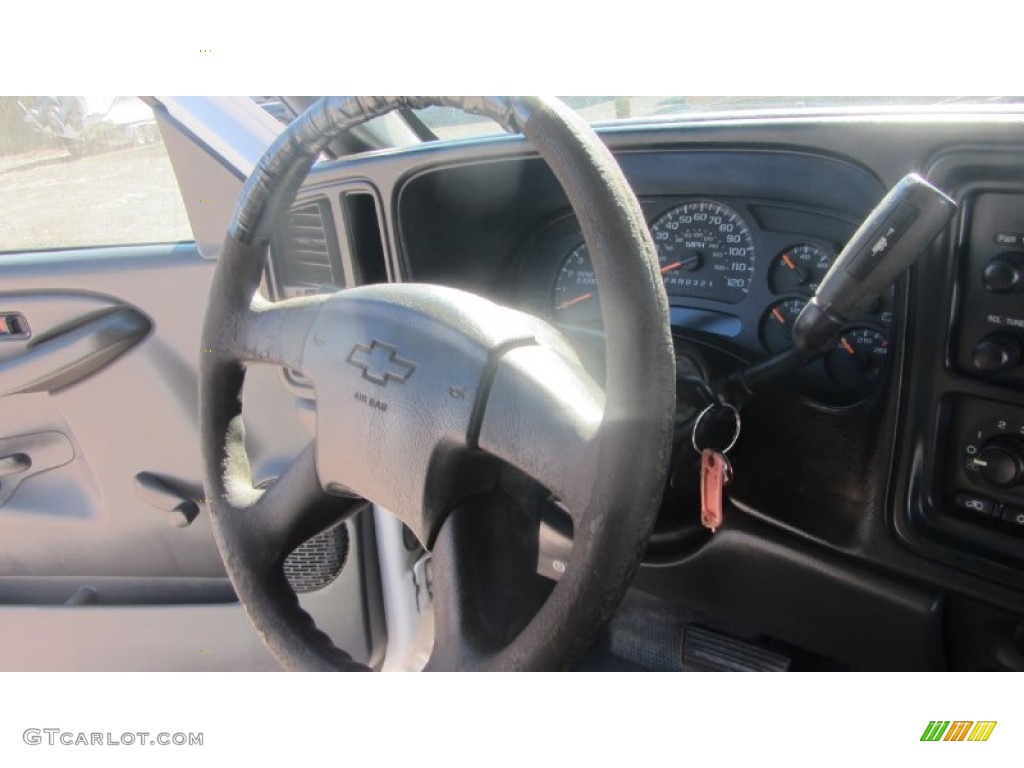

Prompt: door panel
xmin=0 ymin=242 xmax=382 ymax=668
xmin=0 ymin=244 xmax=221 ymax=577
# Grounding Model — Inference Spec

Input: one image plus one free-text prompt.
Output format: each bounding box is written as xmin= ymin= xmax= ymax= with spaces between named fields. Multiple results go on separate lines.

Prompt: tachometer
xmin=552 ymin=243 xmax=601 ymax=324
xmin=650 ymin=201 xmax=755 ymax=303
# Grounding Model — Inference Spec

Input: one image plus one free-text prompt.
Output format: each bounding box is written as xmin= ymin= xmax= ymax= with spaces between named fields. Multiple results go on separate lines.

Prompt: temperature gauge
xmin=826 ymin=327 xmax=891 ymax=390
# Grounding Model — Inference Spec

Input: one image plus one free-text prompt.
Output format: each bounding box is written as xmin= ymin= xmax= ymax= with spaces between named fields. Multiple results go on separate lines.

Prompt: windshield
xmin=413 ymin=96 xmax=1021 ymax=141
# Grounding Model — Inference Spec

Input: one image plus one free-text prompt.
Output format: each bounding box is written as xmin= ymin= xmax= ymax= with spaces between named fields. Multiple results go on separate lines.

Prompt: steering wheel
xmin=199 ymin=96 xmax=675 ymax=671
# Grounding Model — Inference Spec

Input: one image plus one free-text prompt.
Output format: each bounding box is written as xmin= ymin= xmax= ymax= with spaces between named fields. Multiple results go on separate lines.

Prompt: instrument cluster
xmin=530 ymin=197 xmax=896 ymax=404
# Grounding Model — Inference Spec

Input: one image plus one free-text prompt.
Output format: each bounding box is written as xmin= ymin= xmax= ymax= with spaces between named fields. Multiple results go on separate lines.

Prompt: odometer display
xmin=650 ymin=201 xmax=755 ymax=304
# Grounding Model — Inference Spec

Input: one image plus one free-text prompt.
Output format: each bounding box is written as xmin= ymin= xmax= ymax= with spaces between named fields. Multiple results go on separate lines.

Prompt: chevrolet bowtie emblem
xmin=346 ymin=340 xmax=416 ymax=385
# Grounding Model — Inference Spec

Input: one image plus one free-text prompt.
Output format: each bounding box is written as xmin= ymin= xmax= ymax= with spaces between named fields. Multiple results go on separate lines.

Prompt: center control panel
xmin=884 ymin=153 xmax=1024 ymax=591
xmin=935 ymin=189 xmax=1024 ymax=561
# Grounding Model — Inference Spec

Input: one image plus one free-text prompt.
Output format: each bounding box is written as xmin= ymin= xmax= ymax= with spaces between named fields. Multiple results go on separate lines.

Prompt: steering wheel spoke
xmin=209 ymin=440 xmax=363 ymax=572
xmin=425 ymin=488 xmax=552 ymax=671
xmin=230 ymin=293 xmax=327 ymax=371
xmin=423 ymin=514 xmax=483 ymax=671
xmin=249 ymin=443 xmax=366 ymax=559
xmin=478 ymin=344 xmax=603 ymax=527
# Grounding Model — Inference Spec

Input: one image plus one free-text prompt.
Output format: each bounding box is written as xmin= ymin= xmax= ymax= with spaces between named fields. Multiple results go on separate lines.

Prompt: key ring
xmin=691 ymin=402 xmax=741 ymax=455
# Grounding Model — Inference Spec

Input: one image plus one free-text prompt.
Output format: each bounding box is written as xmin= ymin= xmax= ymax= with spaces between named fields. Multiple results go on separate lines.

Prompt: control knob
xmin=974 ymin=436 xmax=1024 ymax=488
xmin=983 ymin=253 xmax=1024 ymax=294
xmin=972 ymin=333 xmax=1021 ymax=372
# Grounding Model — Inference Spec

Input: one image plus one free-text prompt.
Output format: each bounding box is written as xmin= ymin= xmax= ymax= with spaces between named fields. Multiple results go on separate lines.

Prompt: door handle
xmin=134 ymin=472 xmax=200 ymax=528
xmin=0 ymin=307 xmax=150 ymax=397
xmin=0 ymin=453 xmax=30 ymax=477
xmin=0 ymin=432 xmax=74 ymax=507
xmin=0 ymin=313 xmax=30 ymax=340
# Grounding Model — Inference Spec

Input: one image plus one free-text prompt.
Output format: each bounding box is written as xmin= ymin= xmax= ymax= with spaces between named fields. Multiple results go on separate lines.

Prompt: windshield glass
xmin=414 ymin=96 xmax=1020 ymax=141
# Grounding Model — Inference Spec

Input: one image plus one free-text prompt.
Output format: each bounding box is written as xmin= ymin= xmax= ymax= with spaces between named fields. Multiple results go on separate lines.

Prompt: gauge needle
xmin=555 ymin=292 xmax=594 ymax=311
xmin=771 ymin=307 xmax=786 ymax=325
xmin=558 ymin=260 xmax=688 ymax=311
xmin=840 ymin=336 xmax=873 ymax=370
xmin=782 ymin=253 xmax=809 ymax=283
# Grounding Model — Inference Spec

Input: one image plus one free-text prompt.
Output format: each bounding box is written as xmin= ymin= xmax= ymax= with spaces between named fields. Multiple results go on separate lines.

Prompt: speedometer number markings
xmin=649 ymin=201 xmax=755 ymax=303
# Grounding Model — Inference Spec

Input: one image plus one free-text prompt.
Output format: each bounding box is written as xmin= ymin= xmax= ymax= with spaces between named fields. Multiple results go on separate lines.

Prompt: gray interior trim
xmin=374 ymin=506 xmax=432 ymax=671
xmin=0 ymin=518 xmax=378 ymax=671
xmin=155 ymin=97 xmax=280 ymax=179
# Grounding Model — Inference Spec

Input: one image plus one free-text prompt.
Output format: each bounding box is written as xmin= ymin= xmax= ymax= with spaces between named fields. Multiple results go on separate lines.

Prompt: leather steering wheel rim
xmin=199 ymin=96 xmax=675 ymax=671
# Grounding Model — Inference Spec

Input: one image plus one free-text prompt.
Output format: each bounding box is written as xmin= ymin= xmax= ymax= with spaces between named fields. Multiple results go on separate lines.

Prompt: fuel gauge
xmin=826 ymin=327 xmax=891 ymax=390
xmin=760 ymin=297 xmax=808 ymax=355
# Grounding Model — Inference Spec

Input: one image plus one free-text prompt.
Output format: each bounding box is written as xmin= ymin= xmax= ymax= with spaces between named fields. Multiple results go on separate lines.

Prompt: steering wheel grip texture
xmin=199 ymin=96 xmax=675 ymax=671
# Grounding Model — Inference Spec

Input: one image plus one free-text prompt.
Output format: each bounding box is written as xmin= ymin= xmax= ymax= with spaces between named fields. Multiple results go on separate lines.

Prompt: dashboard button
xmin=1000 ymin=505 xmax=1024 ymax=531
xmin=972 ymin=333 xmax=1021 ymax=372
xmin=955 ymin=492 xmax=997 ymax=517
xmin=982 ymin=253 xmax=1024 ymax=293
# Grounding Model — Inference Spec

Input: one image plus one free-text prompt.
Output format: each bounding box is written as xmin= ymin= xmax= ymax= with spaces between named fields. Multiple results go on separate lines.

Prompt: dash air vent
xmin=342 ymin=190 xmax=389 ymax=285
xmin=272 ymin=199 xmax=344 ymax=299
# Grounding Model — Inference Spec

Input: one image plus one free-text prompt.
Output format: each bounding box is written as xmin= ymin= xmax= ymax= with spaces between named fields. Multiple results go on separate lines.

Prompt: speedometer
xmin=649 ymin=201 xmax=755 ymax=303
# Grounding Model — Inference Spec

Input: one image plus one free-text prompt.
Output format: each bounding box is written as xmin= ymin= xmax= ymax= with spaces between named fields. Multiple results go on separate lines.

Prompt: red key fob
xmin=700 ymin=448 xmax=730 ymax=532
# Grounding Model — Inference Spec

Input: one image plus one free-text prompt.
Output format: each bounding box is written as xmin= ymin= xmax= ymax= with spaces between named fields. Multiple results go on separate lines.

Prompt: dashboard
xmin=396 ymin=150 xmax=902 ymax=407
xmin=270 ymin=115 xmax=1024 ymax=670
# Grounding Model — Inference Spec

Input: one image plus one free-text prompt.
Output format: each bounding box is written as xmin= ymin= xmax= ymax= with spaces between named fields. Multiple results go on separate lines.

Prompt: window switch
xmin=1000 ymin=505 xmax=1024 ymax=533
